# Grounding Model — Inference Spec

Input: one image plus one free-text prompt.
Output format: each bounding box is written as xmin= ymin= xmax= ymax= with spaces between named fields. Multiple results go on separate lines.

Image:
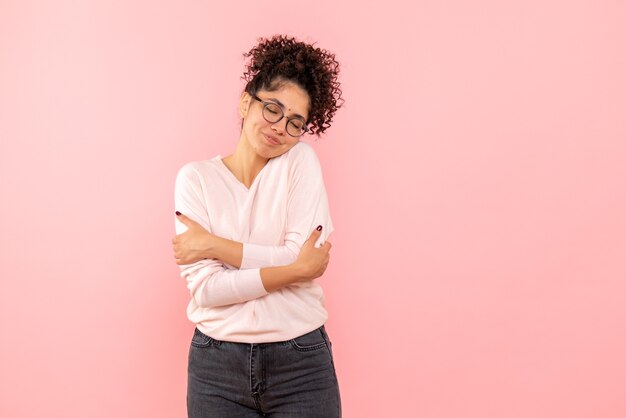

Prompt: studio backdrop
xmin=1 ymin=1 xmax=625 ymax=417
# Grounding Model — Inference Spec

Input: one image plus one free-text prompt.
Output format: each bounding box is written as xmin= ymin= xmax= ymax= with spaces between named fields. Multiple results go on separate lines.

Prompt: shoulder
xmin=279 ymin=142 xmax=326 ymax=187
xmin=176 ymin=158 xmax=221 ymax=181
xmin=174 ymin=159 xmax=224 ymax=196
xmin=285 ymin=141 xmax=322 ymax=170
xmin=288 ymin=141 xmax=318 ymax=159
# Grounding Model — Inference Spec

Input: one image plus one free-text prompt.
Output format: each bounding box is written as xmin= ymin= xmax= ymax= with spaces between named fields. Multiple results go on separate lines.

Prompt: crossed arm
xmin=172 ymin=212 xmax=331 ymax=292
xmin=173 ymin=148 xmax=332 ymax=306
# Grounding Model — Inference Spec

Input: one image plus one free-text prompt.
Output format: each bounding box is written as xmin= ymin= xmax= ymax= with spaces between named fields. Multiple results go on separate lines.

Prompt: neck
xmin=222 ymin=134 xmax=268 ymax=188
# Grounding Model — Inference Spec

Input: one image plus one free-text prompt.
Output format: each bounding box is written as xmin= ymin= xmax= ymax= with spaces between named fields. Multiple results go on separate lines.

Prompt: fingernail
xmin=316 ymin=225 xmax=322 ymax=231
xmin=175 ymin=211 xmax=181 ymax=216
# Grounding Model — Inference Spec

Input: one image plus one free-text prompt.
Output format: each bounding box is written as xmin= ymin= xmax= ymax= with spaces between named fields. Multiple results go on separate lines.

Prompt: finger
xmin=175 ymin=212 xmax=193 ymax=226
xmin=308 ymin=225 xmax=323 ymax=240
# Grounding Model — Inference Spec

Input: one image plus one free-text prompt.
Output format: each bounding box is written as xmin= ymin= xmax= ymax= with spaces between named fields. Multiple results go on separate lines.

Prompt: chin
xmin=254 ymin=145 xmax=279 ymax=160
xmin=264 ymin=149 xmax=286 ymax=159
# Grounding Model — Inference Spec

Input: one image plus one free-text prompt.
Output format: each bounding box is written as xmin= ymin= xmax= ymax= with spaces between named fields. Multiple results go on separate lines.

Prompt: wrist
xmin=289 ymin=261 xmax=310 ymax=281
xmin=261 ymin=263 xmax=305 ymax=293
xmin=205 ymin=235 xmax=244 ymax=267
xmin=202 ymin=233 xmax=218 ymax=259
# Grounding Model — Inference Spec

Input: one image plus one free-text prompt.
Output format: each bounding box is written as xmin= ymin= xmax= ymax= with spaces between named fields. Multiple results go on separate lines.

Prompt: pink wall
xmin=1 ymin=1 xmax=625 ymax=417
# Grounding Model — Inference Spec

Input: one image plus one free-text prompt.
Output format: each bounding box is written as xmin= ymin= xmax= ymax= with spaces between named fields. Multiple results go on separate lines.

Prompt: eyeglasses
xmin=251 ymin=94 xmax=309 ymax=137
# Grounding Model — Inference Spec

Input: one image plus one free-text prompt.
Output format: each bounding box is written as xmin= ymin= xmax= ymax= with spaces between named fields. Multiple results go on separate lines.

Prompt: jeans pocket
xmin=190 ymin=327 xmax=218 ymax=348
xmin=289 ymin=327 xmax=328 ymax=352
xmin=319 ymin=326 xmax=334 ymax=359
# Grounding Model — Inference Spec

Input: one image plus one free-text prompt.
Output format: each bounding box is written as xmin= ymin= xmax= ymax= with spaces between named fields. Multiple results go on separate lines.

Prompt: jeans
xmin=187 ymin=325 xmax=341 ymax=418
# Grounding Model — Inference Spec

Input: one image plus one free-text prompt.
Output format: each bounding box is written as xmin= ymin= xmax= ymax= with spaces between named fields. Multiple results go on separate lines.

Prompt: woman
xmin=172 ymin=35 xmax=343 ymax=417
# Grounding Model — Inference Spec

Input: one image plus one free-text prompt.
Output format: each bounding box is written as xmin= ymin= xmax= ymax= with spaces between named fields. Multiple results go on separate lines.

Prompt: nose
xmin=270 ymin=119 xmax=287 ymax=135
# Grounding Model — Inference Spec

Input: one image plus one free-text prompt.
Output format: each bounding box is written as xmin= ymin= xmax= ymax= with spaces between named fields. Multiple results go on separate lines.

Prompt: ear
xmin=239 ymin=92 xmax=252 ymax=118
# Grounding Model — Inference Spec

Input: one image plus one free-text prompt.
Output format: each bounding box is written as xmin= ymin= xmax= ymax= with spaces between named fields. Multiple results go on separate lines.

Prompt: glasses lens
xmin=287 ymin=119 xmax=305 ymax=137
xmin=263 ymin=103 xmax=282 ymax=123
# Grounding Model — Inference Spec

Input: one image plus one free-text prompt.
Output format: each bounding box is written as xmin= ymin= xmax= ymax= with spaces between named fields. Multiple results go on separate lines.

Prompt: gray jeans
xmin=187 ymin=325 xmax=341 ymax=417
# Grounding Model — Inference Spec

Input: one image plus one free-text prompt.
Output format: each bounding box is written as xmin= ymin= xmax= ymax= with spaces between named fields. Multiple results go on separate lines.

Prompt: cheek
xmin=243 ymin=115 xmax=264 ymax=131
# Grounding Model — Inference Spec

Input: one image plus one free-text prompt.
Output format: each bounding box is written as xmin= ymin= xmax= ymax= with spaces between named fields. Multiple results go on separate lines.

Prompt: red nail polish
xmin=316 ymin=225 xmax=322 ymax=231
xmin=175 ymin=211 xmax=181 ymax=216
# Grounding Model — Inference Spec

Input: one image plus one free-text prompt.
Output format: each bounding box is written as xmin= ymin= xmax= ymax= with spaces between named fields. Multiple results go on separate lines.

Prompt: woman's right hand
xmin=259 ymin=226 xmax=332 ymax=292
xmin=294 ymin=226 xmax=332 ymax=281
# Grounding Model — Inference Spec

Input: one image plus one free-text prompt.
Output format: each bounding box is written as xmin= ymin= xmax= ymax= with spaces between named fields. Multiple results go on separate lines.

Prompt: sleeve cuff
xmin=236 ymin=267 xmax=269 ymax=300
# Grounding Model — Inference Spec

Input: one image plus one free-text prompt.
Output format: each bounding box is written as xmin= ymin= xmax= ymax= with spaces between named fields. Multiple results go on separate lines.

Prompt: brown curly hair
xmin=242 ymin=35 xmax=343 ymax=136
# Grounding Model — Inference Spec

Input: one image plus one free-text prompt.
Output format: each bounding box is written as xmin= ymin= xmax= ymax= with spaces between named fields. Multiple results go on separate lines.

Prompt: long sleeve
xmin=175 ymin=163 xmax=269 ymax=308
xmin=240 ymin=143 xmax=333 ymax=269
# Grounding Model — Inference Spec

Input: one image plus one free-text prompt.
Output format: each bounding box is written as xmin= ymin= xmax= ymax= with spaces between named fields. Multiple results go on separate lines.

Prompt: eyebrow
xmin=264 ymin=97 xmax=306 ymax=120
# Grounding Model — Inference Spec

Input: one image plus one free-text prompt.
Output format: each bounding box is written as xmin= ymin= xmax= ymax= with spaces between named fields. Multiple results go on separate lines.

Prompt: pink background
xmin=1 ymin=1 xmax=625 ymax=417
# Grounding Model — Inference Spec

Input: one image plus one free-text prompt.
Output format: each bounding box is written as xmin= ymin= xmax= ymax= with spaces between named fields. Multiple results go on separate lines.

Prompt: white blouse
xmin=174 ymin=141 xmax=334 ymax=343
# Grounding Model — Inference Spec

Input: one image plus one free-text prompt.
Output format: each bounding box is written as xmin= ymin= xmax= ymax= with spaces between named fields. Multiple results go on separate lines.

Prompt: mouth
xmin=264 ymin=134 xmax=282 ymax=146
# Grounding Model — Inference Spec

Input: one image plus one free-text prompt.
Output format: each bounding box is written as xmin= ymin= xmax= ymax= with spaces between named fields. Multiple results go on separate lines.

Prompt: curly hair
xmin=242 ymin=35 xmax=343 ymax=136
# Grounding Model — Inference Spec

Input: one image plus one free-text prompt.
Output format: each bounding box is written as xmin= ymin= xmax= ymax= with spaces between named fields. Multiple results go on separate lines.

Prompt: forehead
xmin=258 ymin=82 xmax=310 ymax=117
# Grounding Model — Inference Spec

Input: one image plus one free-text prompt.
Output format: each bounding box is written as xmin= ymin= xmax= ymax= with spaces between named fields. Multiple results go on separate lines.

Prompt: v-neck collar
xmin=215 ymin=155 xmax=270 ymax=192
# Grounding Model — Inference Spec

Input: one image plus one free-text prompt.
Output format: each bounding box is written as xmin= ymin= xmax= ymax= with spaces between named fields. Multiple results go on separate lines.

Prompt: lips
xmin=264 ymin=134 xmax=281 ymax=146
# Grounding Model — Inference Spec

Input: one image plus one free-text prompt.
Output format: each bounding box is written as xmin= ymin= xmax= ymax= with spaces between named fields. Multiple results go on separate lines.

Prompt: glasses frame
xmin=251 ymin=94 xmax=310 ymax=137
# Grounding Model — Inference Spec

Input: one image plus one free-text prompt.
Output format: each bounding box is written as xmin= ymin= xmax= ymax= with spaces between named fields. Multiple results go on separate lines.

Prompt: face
xmin=239 ymin=81 xmax=310 ymax=159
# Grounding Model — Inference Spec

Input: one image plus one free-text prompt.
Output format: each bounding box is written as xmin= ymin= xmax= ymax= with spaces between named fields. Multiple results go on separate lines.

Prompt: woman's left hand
xmin=172 ymin=213 xmax=214 ymax=265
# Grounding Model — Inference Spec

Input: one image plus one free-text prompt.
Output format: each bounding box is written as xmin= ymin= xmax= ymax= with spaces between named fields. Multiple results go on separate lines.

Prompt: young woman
xmin=172 ymin=35 xmax=343 ymax=417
